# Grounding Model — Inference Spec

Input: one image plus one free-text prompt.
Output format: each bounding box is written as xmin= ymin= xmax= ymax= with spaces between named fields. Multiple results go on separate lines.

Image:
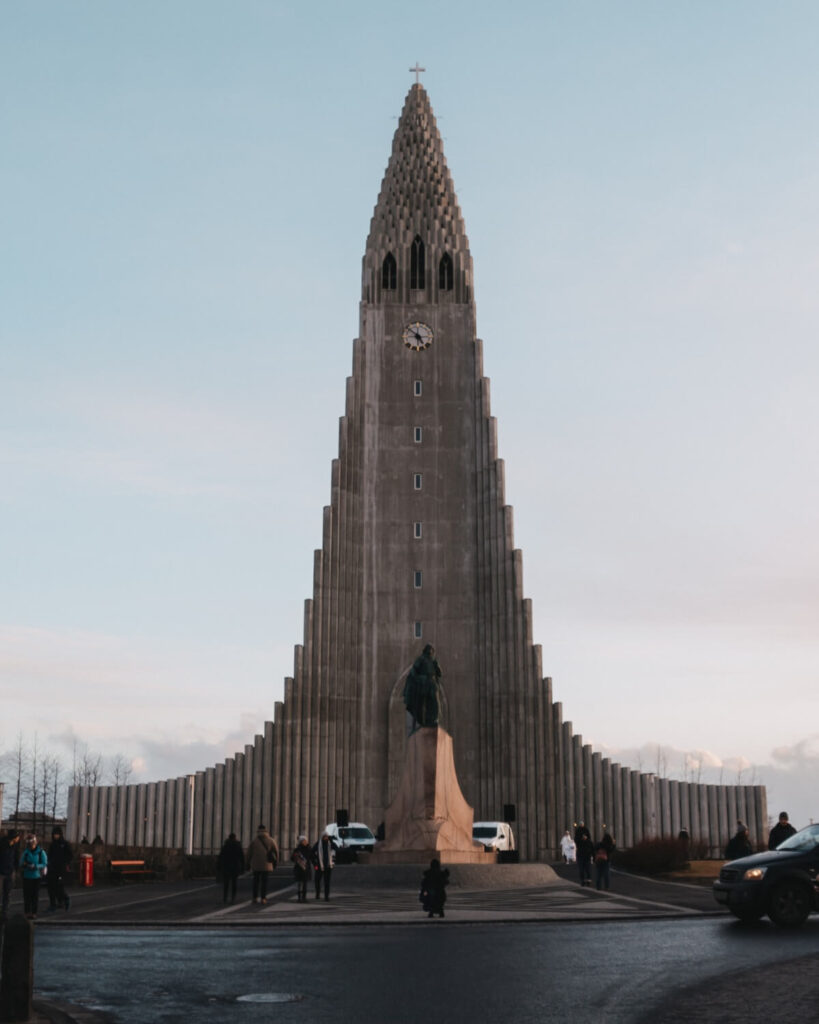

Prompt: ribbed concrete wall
xmin=67 ymin=715 xmax=768 ymax=857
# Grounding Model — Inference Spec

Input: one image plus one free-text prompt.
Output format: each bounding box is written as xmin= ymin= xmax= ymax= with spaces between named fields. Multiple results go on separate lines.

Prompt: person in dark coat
xmin=0 ymin=830 xmax=21 ymax=918
xmin=575 ymin=824 xmax=594 ymax=887
xmin=725 ymin=824 xmax=753 ymax=860
xmin=46 ymin=827 xmax=73 ymax=911
xmin=768 ymin=812 xmax=797 ymax=850
xmin=420 ymin=858 xmax=449 ymax=918
xmin=291 ymin=836 xmax=312 ymax=903
xmin=594 ymin=830 xmax=615 ymax=891
xmin=217 ymin=832 xmax=245 ymax=903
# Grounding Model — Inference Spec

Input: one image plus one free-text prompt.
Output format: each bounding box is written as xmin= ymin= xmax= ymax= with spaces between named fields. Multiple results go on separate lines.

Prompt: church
xmin=67 ymin=80 xmax=766 ymax=861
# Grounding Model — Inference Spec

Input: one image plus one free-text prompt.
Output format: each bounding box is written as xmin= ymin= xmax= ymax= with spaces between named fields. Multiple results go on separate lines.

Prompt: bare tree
xmin=72 ymin=741 xmax=103 ymax=787
xmin=8 ymin=733 xmax=28 ymax=819
xmin=49 ymin=756 xmax=64 ymax=819
xmin=109 ymin=753 xmax=133 ymax=786
xmin=29 ymin=733 xmax=39 ymax=833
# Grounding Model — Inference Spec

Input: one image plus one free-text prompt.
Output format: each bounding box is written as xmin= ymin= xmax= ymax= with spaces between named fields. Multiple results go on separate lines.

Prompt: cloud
xmin=597 ymin=738 xmax=818 ymax=832
xmin=770 ymin=735 xmax=819 ymax=766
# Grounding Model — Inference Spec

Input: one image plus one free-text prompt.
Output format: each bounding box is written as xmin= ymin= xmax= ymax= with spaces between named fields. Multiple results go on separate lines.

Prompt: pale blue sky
xmin=2 ymin=1 xmax=818 ymax=827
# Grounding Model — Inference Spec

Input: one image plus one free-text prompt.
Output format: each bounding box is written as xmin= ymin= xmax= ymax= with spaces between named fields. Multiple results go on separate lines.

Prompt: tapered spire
xmin=362 ymin=84 xmax=472 ymax=305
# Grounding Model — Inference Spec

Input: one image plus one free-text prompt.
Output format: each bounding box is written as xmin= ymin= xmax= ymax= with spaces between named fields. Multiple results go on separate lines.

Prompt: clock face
xmin=402 ymin=321 xmax=434 ymax=351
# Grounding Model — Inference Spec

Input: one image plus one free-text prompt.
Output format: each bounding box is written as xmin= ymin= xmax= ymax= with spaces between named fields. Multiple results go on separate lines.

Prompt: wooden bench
xmin=108 ymin=859 xmax=156 ymax=882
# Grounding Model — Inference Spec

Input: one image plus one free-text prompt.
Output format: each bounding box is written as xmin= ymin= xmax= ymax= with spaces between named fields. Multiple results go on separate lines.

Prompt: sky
xmin=2 ymin=1 xmax=818 ymax=831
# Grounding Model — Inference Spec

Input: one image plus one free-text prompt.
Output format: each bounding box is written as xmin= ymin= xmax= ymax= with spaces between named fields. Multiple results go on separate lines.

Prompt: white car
xmin=473 ymin=821 xmax=516 ymax=852
xmin=323 ymin=822 xmax=376 ymax=856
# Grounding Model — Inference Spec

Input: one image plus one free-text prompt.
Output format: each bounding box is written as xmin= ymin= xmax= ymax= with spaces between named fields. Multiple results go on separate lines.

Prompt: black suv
xmin=713 ymin=823 xmax=819 ymax=927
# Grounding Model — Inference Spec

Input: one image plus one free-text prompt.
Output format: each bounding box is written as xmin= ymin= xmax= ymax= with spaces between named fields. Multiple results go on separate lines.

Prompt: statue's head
xmin=423 ymin=643 xmax=435 ymax=657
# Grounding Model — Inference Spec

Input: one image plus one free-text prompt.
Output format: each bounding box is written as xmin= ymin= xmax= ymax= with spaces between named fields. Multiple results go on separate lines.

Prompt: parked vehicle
xmin=713 ymin=823 xmax=819 ymax=927
xmin=472 ymin=821 xmax=515 ymax=852
xmin=323 ymin=822 xmax=376 ymax=861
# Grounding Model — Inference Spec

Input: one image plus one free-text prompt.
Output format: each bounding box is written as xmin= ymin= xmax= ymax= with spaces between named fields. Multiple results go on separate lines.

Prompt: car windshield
xmin=777 ymin=824 xmax=819 ymax=852
xmin=349 ymin=827 xmax=373 ymax=839
xmin=473 ymin=827 xmax=497 ymax=839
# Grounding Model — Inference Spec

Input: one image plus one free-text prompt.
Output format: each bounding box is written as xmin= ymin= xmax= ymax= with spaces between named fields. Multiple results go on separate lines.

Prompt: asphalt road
xmin=32 ymin=918 xmax=819 ymax=1024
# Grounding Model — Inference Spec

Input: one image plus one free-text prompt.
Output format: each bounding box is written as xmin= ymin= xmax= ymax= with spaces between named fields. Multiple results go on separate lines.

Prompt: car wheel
xmin=729 ymin=906 xmax=763 ymax=923
xmin=767 ymin=881 xmax=812 ymax=928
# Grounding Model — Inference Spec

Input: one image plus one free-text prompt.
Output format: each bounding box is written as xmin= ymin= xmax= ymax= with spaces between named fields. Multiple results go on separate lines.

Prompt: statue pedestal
xmin=371 ymin=726 xmax=495 ymax=865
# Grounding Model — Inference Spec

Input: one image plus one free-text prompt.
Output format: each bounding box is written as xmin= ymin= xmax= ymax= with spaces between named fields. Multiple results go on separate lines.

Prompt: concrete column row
xmin=547 ymin=716 xmax=768 ymax=854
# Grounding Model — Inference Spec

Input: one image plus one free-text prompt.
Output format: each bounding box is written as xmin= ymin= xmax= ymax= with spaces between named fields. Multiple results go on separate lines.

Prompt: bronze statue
xmin=403 ymin=644 xmax=442 ymax=731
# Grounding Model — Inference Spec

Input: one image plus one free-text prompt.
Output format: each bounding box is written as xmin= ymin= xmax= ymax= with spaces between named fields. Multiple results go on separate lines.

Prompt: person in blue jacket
xmin=20 ymin=833 xmax=48 ymax=920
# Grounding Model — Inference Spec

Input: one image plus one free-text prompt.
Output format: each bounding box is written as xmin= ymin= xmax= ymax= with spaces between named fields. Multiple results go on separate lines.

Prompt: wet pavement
xmin=30 ymin=919 xmax=819 ymax=1023
xmin=3 ymin=864 xmax=817 ymax=1022
xmin=9 ymin=862 xmax=719 ymax=928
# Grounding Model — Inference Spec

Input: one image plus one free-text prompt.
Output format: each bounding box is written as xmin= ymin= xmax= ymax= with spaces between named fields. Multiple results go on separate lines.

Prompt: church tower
xmin=275 ymin=80 xmax=552 ymax=858
xmin=67 ymin=82 xmax=768 ymax=863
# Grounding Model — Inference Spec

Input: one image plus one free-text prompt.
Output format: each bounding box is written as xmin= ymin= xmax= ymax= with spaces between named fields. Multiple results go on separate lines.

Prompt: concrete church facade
xmin=67 ymin=84 xmax=767 ymax=860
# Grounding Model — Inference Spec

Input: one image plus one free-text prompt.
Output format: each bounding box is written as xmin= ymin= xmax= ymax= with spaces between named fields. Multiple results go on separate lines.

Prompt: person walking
xmin=725 ymin=823 xmax=753 ymax=860
xmin=46 ymin=827 xmax=73 ymax=912
xmin=312 ymin=831 xmax=337 ymax=901
xmin=0 ymin=830 xmax=21 ymax=918
xmin=217 ymin=832 xmax=246 ymax=903
xmin=560 ymin=830 xmax=576 ymax=864
xmin=768 ymin=812 xmax=797 ymax=850
xmin=246 ymin=825 xmax=279 ymax=905
xmin=420 ymin=858 xmax=449 ymax=918
xmin=20 ymin=834 xmax=48 ymax=920
xmin=575 ymin=824 xmax=594 ymax=887
xmin=594 ymin=830 xmax=615 ymax=891
xmin=291 ymin=836 xmax=312 ymax=903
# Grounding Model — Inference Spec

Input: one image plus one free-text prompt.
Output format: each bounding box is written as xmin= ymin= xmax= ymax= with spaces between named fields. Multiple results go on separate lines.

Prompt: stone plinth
xmin=371 ymin=726 xmax=495 ymax=865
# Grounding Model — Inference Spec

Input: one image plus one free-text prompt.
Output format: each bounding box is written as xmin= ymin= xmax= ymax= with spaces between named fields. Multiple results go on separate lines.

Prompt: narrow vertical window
xmin=414 ymin=380 xmax=422 ymax=397
xmin=414 ymin=571 xmax=423 ymax=589
xmin=413 ymin=473 xmax=422 ymax=490
xmin=414 ymin=427 xmax=422 ymax=443
xmin=439 ymin=252 xmax=453 ymax=291
xmin=414 ymin=621 xmax=423 ymax=639
xmin=410 ymin=235 xmax=425 ymax=289
xmin=414 ymin=522 xmax=422 ymax=539
xmin=381 ymin=252 xmax=397 ymax=290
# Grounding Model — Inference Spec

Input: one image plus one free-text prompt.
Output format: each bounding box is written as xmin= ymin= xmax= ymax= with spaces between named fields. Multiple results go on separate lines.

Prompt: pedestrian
xmin=575 ymin=824 xmax=594 ymax=887
xmin=20 ymin=833 xmax=48 ymax=920
xmin=246 ymin=824 xmax=279 ymax=905
xmin=312 ymin=830 xmax=337 ymax=901
xmin=46 ymin=826 xmax=73 ymax=912
xmin=725 ymin=824 xmax=752 ymax=861
xmin=594 ymin=830 xmax=615 ymax=891
xmin=767 ymin=812 xmax=797 ymax=850
xmin=291 ymin=836 xmax=312 ymax=902
xmin=217 ymin=832 xmax=246 ymax=903
xmin=560 ymin=830 xmax=576 ymax=864
xmin=420 ymin=858 xmax=449 ymax=918
xmin=0 ymin=830 xmax=21 ymax=918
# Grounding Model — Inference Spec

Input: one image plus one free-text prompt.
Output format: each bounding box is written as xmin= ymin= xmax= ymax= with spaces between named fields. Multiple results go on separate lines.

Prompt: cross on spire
xmin=409 ymin=62 xmax=426 ymax=85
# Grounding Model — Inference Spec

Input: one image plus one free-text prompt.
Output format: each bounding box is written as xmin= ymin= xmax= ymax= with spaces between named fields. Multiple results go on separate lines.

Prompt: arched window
xmin=410 ymin=235 xmax=425 ymax=290
xmin=438 ymin=252 xmax=453 ymax=291
xmin=381 ymin=252 xmax=397 ymax=290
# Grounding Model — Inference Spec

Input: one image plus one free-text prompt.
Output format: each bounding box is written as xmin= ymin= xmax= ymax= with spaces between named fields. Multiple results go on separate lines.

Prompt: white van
xmin=323 ymin=822 xmax=376 ymax=856
xmin=473 ymin=821 xmax=515 ymax=852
